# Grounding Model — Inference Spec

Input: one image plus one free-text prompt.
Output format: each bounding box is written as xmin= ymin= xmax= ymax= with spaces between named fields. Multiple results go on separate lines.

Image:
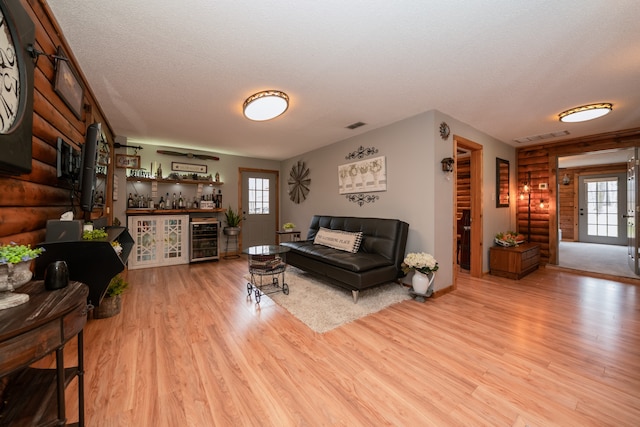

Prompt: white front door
xmin=578 ymin=173 xmax=627 ymax=245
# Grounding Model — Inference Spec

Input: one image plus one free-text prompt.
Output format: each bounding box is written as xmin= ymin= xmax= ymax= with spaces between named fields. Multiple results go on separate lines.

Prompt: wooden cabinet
xmin=128 ymin=214 xmax=189 ymax=269
xmin=0 ymin=281 xmax=89 ymax=426
xmin=489 ymin=243 xmax=540 ymax=279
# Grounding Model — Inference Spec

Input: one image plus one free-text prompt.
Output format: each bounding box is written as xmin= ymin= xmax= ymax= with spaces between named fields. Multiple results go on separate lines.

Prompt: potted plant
xmin=401 ymin=252 xmax=439 ymax=296
xmin=82 ymin=228 xmax=108 ymax=240
xmin=282 ymin=222 xmax=295 ymax=232
xmin=223 ymin=205 xmax=242 ymax=236
xmin=0 ymin=242 xmax=45 ymax=291
xmin=94 ymin=274 xmax=129 ymax=318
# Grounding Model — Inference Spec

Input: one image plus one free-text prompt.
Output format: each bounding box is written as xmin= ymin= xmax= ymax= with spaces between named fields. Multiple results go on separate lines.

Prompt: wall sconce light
xmin=441 ymin=157 xmax=454 ymax=173
xmin=562 ymin=174 xmax=570 ymax=185
xmin=539 ymin=199 xmax=545 ymax=209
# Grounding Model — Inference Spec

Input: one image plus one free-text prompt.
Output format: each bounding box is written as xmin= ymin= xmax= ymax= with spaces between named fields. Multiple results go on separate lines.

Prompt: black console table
xmin=0 ymin=281 xmax=89 ymax=426
xmin=34 ymin=226 xmax=133 ymax=308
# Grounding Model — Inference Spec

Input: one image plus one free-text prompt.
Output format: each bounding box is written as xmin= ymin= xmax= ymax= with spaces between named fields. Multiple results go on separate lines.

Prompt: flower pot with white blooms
xmin=402 ymin=252 xmax=439 ymax=299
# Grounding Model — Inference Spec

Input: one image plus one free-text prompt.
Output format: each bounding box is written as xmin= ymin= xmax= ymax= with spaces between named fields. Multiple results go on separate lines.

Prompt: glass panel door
xmin=578 ymin=173 xmax=626 ymax=245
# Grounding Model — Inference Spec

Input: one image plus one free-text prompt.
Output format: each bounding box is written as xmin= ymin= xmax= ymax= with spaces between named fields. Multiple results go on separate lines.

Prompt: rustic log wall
xmin=456 ymin=156 xmax=471 ymax=220
xmin=517 ymin=128 xmax=640 ymax=264
xmin=0 ymin=0 xmax=114 ymax=247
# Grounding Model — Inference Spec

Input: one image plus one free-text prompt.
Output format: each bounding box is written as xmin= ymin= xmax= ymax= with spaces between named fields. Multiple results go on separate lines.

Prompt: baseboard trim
xmin=433 ymin=284 xmax=454 ymax=298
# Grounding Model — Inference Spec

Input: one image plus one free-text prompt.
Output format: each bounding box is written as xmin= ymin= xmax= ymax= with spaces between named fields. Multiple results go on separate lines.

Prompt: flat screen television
xmin=78 ymin=122 xmax=101 ymax=212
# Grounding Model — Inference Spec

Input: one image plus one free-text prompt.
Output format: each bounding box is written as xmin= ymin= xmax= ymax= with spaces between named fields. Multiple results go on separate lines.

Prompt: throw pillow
xmin=313 ymin=227 xmax=363 ymax=253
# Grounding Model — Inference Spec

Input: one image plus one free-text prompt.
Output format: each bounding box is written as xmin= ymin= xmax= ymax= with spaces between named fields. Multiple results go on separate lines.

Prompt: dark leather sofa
xmin=280 ymin=215 xmax=409 ymax=303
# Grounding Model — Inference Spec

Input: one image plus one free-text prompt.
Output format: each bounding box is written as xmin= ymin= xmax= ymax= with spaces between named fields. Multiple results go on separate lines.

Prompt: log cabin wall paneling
xmin=517 ymin=127 xmax=640 ymax=264
xmin=0 ymin=0 xmax=114 ymax=246
xmin=456 ymin=156 xmax=471 ymax=220
xmin=558 ymin=163 xmax=627 ymax=242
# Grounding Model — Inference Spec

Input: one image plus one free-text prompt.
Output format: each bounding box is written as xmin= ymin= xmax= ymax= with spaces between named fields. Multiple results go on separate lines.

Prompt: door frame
xmin=550 ymin=147 xmax=636 ymax=265
xmin=453 ymin=135 xmax=483 ymax=282
xmin=238 ymin=167 xmax=280 ymax=252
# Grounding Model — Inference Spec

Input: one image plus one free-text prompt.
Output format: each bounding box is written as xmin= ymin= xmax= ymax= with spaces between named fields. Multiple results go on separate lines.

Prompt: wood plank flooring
xmin=55 ymin=258 xmax=639 ymax=426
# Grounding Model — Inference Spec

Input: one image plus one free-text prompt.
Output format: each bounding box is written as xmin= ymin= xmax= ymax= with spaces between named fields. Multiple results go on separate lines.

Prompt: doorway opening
xmin=453 ymin=136 xmax=483 ymax=283
xmin=556 ymin=148 xmax=638 ymax=278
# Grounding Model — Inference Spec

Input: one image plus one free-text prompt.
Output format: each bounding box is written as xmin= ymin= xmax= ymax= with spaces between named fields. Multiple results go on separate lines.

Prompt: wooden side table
xmin=0 ymin=280 xmax=89 ymax=426
xmin=276 ymin=230 xmax=301 ymax=244
xmin=489 ymin=242 xmax=540 ymax=279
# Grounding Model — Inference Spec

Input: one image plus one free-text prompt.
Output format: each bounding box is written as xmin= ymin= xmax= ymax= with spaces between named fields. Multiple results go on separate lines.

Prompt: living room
xmin=0 ymin=1 xmax=639 ymax=425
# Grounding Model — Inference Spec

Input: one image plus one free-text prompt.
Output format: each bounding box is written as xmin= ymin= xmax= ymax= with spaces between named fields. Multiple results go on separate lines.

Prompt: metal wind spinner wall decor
xmin=288 ymin=160 xmax=311 ymax=203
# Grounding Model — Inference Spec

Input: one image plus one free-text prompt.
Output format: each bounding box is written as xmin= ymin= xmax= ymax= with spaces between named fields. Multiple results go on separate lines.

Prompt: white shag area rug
xmin=244 ymin=267 xmax=411 ymax=333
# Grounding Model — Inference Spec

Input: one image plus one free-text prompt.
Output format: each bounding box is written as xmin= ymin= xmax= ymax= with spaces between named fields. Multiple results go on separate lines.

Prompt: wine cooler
xmin=190 ymin=218 xmax=220 ymax=262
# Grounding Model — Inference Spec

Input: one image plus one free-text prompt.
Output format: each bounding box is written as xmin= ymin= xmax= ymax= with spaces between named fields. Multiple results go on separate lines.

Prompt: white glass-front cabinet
xmin=127 ymin=215 xmax=189 ymax=269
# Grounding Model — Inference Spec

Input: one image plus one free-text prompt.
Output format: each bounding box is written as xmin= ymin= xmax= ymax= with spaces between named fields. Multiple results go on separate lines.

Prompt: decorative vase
xmin=8 ymin=260 xmax=33 ymax=290
xmin=412 ymin=270 xmax=435 ymax=295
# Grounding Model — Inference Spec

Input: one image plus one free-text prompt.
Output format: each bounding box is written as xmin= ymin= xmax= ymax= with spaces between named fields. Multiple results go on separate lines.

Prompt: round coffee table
xmin=243 ymin=245 xmax=290 ymax=303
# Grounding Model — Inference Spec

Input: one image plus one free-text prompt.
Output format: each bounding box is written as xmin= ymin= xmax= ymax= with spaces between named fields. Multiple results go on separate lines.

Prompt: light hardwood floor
xmin=55 ymin=258 xmax=639 ymax=426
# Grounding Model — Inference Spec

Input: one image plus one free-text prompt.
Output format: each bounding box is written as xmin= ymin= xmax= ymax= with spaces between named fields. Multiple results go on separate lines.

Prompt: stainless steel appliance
xmin=190 ymin=218 xmax=220 ymax=262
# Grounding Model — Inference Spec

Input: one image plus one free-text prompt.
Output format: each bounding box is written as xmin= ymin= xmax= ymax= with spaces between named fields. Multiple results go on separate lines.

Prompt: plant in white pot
xmin=223 ymin=206 xmax=242 ymax=236
xmin=401 ymin=252 xmax=439 ymax=296
xmin=0 ymin=243 xmax=45 ymax=309
xmin=0 ymin=243 xmax=44 ymax=289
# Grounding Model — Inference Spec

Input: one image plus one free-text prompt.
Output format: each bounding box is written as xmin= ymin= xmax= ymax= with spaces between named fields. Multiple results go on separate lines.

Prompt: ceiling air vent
xmin=346 ymin=121 xmax=366 ymax=130
xmin=514 ymin=130 xmax=570 ymax=144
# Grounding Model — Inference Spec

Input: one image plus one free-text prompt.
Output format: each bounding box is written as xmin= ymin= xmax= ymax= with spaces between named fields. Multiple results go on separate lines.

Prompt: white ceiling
xmin=46 ymin=0 xmax=640 ymax=161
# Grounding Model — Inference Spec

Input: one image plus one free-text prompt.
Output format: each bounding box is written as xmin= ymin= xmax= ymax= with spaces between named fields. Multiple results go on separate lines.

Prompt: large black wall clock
xmin=0 ymin=0 xmax=35 ymax=175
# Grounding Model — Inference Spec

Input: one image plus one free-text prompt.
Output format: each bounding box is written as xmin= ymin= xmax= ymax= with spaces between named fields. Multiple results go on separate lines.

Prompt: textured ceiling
xmin=46 ymin=0 xmax=640 ymax=160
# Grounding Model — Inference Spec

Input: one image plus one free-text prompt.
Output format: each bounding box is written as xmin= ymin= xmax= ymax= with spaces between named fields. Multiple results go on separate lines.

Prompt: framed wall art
xmin=115 ymin=154 xmax=141 ymax=169
xmin=171 ymin=162 xmax=207 ymax=173
xmin=54 ymin=46 xmax=84 ymax=120
xmin=338 ymin=156 xmax=386 ymax=194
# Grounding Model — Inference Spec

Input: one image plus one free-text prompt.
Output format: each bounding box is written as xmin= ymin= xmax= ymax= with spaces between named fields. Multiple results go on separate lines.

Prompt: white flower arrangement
xmin=401 ymin=252 xmax=439 ymax=275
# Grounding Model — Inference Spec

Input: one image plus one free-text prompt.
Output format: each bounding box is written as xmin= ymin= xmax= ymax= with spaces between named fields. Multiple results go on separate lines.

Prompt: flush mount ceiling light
xmin=243 ymin=90 xmax=289 ymax=121
xmin=558 ymin=103 xmax=613 ymax=123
